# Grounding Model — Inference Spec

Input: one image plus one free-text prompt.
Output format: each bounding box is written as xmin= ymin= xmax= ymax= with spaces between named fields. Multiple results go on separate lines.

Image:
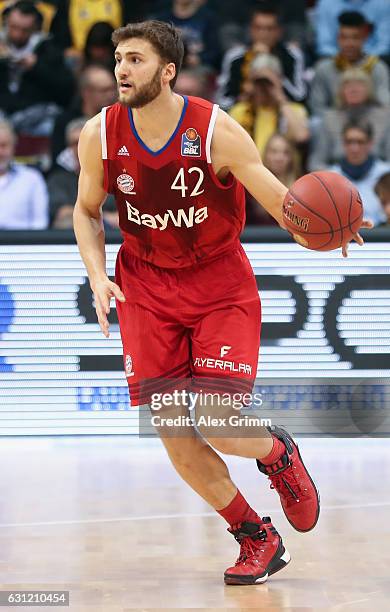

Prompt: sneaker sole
xmin=274 ymin=426 xmax=321 ymax=533
xmin=224 ymin=548 xmax=291 ymax=586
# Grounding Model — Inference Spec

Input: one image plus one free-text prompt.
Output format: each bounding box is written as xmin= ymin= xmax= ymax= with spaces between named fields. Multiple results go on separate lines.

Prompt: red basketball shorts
xmin=115 ymin=243 xmax=261 ymax=406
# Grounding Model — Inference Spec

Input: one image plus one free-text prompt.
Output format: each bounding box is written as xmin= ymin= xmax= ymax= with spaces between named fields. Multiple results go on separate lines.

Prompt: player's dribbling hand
xmin=341 ymin=219 xmax=374 ymax=258
xmin=91 ymin=277 xmax=126 ymax=338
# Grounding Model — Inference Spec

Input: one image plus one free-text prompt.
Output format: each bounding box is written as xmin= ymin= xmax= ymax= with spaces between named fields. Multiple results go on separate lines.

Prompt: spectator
xmin=374 ymin=171 xmax=390 ymax=226
xmin=154 ymin=0 xmax=220 ymax=70
xmin=217 ymin=2 xmax=306 ymax=110
xmin=229 ymin=54 xmax=309 ymax=157
xmin=315 ymin=0 xmax=390 ymax=58
xmin=0 ymin=119 xmax=48 ymax=229
xmin=246 ymin=132 xmax=302 ymax=226
xmin=0 ymin=1 xmax=74 ymax=134
xmin=124 ymin=1 xmax=166 ymax=22
xmin=263 ymin=133 xmax=301 ymax=187
xmin=309 ymin=67 xmax=390 ymax=170
xmin=310 ymin=11 xmax=390 ymax=116
xmin=0 ymin=1 xmax=58 ymax=33
xmin=51 ymin=63 xmax=117 ymax=164
xmin=83 ymin=21 xmax=115 ymax=72
xmin=47 ymin=117 xmax=118 ymax=229
xmin=329 ymin=121 xmax=390 ymax=225
xmin=209 ymin=0 xmax=307 ymax=51
xmin=272 ymin=0 xmax=307 ymax=47
xmin=208 ymin=0 xmax=258 ymax=52
xmin=47 ymin=117 xmax=84 ymax=228
xmin=50 ymin=0 xmax=122 ymax=54
xmin=174 ymin=66 xmax=209 ymax=98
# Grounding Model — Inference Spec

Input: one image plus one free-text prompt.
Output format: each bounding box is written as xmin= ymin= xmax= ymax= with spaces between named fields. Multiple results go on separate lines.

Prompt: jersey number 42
xmin=171 ymin=167 xmax=204 ymax=198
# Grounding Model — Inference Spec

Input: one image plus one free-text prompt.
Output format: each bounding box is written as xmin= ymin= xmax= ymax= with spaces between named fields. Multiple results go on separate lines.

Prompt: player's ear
xmin=163 ymin=62 xmax=176 ymax=86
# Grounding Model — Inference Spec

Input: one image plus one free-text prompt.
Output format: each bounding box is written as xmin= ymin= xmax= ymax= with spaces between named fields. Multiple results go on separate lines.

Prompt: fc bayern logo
xmin=117 ymin=174 xmax=135 ymax=194
xmin=125 ymin=354 xmax=134 ymax=377
xmin=185 ymin=128 xmax=198 ymax=141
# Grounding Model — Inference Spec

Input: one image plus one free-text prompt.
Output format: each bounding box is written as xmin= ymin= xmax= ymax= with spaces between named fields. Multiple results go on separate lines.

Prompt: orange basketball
xmin=185 ymin=128 xmax=198 ymax=141
xmin=282 ymin=171 xmax=363 ymax=251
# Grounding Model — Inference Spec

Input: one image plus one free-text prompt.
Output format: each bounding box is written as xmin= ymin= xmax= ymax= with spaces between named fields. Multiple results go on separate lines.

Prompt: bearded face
xmin=117 ymin=62 xmax=164 ymax=108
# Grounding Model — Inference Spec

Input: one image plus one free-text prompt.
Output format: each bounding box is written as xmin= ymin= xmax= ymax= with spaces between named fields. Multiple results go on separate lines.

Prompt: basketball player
xmin=73 ymin=21 xmax=371 ymax=585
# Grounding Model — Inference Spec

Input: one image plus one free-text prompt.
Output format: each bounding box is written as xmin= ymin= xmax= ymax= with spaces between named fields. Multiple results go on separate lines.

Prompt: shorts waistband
xmin=120 ymin=239 xmax=243 ymax=271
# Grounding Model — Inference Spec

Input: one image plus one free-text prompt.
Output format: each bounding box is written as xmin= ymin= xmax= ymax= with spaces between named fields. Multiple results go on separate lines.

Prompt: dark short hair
xmin=338 ymin=10 xmax=368 ymax=28
xmin=112 ymin=20 xmax=184 ymax=89
xmin=342 ymin=120 xmax=374 ymax=141
xmin=3 ymin=0 xmax=43 ymax=29
xmin=86 ymin=21 xmax=114 ymax=49
xmin=375 ymin=172 xmax=390 ymax=196
xmin=251 ymin=1 xmax=280 ymax=23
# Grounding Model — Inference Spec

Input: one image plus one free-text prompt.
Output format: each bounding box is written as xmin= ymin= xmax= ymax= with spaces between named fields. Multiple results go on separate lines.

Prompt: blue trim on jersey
xmin=128 ymin=95 xmax=188 ymax=156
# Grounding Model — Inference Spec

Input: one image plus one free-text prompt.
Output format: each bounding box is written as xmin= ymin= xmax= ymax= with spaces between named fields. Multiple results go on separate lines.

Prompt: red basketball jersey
xmin=101 ymin=95 xmax=246 ymax=268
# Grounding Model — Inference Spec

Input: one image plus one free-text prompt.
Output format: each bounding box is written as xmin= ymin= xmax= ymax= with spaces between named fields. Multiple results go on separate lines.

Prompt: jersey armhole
xmin=205 ymin=103 xmax=218 ymax=164
xmin=100 ymin=106 xmax=109 ymax=192
xmin=206 ymin=103 xmax=235 ymax=190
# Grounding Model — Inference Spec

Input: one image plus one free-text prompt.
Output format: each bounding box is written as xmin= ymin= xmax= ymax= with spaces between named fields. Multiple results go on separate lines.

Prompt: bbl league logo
xmin=181 ymin=127 xmax=201 ymax=157
xmin=117 ymin=174 xmax=135 ymax=194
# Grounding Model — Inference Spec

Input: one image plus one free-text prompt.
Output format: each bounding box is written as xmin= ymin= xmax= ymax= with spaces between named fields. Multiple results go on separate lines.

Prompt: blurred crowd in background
xmin=1 ymin=0 xmax=390 ymax=230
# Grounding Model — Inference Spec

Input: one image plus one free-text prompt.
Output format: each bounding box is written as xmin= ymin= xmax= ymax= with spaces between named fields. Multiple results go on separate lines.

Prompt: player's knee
xmin=203 ymin=437 xmax=239 ymax=456
xmin=195 ymin=401 xmax=239 ymax=453
xmin=162 ymin=436 xmax=204 ymax=469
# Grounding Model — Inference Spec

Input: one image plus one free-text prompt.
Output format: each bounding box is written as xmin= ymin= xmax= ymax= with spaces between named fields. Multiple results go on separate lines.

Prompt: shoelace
xmin=237 ymin=538 xmax=262 ymax=564
xmin=230 ymin=525 xmax=268 ymax=565
xmin=269 ymin=467 xmax=306 ymax=504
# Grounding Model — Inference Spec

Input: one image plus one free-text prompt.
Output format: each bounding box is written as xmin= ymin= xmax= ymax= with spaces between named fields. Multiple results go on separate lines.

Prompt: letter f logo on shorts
xmin=220 ymin=345 xmax=232 ymax=357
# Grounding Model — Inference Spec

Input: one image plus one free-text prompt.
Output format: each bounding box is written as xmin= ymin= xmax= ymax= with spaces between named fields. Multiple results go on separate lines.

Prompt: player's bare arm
xmin=211 ymin=110 xmax=373 ymax=257
xmin=73 ymin=114 xmax=125 ymax=338
xmin=211 ymin=110 xmax=287 ymax=227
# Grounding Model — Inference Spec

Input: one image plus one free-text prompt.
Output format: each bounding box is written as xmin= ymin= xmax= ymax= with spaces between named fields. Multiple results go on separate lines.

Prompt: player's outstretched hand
xmin=341 ymin=219 xmax=374 ymax=258
xmin=91 ymin=277 xmax=126 ymax=337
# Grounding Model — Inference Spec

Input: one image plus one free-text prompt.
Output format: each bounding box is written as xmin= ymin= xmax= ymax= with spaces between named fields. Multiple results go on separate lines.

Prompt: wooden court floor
xmin=0 ymin=436 xmax=388 ymax=611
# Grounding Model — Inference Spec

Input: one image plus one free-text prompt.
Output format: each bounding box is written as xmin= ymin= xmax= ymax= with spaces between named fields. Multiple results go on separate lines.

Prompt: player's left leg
xmin=199 ymin=404 xmax=320 ymax=533
xmin=190 ymin=246 xmax=320 ymax=533
xmin=153 ymin=402 xmax=290 ymax=585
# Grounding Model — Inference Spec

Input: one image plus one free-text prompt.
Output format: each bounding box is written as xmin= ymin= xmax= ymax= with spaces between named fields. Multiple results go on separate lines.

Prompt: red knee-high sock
xmin=217 ymin=490 xmax=261 ymax=527
xmin=259 ymin=435 xmax=285 ymax=465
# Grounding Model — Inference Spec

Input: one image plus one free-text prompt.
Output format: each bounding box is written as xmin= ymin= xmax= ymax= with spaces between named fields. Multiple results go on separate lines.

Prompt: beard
xmin=118 ymin=65 xmax=163 ymax=108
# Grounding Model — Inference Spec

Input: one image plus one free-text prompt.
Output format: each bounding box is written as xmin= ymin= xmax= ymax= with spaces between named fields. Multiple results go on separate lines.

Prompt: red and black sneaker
xmin=224 ymin=518 xmax=290 ymax=586
xmin=256 ymin=426 xmax=320 ymax=532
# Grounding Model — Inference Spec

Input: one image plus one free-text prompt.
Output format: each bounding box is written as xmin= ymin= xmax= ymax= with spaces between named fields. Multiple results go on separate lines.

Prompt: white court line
xmin=0 ymin=500 xmax=389 ymax=528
